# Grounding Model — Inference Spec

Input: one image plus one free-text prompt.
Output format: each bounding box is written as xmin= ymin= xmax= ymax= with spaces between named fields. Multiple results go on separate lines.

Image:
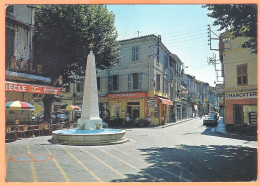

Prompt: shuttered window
xmin=156 ymin=74 xmax=160 ymax=91
xmin=128 ymin=74 xmax=132 ymax=90
xmin=132 ymin=46 xmax=139 ymax=61
xmin=129 ymin=73 xmax=142 ymax=90
xmin=108 ymin=75 xmax=119 ymax=91
xmin=237 ymin=64 xmax=248 ymax=86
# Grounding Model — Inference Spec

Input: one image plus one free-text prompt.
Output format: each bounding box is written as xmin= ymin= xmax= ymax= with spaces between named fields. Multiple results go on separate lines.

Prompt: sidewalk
xmin=214 ymin=117 xmax=227 ymax=134
xmin=157 ymin=117 xmax=196 ymax=128
xmin=213 ymin=117 xmax=257 ymax=140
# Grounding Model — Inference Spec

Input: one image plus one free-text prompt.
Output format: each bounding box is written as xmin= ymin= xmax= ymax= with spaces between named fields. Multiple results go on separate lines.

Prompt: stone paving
xmin=5 ymin=118 xmax=257 ymax=182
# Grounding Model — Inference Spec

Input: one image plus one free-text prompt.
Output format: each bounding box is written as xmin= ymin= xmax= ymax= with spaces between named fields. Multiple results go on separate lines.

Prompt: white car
xmin=203 ymin=112 xmax=218 ymax=126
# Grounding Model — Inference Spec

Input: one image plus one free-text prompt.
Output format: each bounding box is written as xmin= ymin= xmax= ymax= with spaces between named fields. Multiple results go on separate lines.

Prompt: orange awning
xmin=158 ymin=97 xmax=173 ymax=105
xmin=5 ymin=81 xmax=61 ymax=95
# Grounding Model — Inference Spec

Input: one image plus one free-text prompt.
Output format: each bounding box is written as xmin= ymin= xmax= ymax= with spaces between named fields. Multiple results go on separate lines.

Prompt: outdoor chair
xmin=34 ymin=124 xmax=44 ymax=136
xmin=43 ymin=123 xmax=53 ymax=135
xmin=16 ymin=125 xmax=27 ymax=138
xmin=5 ymin=125 xmax=17 ymax=141
xmin=24 ymin=124 xmax=33 ymax=137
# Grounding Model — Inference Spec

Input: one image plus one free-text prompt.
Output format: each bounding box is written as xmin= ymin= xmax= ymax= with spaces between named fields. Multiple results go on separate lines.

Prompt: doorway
xmin=127 ymin=102 xmax=140 ymax=119
xmin=234 ymin=104 xmax=243 ymax=124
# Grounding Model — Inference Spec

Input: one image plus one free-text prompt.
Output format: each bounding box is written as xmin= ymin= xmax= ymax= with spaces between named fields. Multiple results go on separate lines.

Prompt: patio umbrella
xmin=5 ymin=101 xmax=34 ymax=110
xmin=60 ymin=104 xmax=81 ymax=111
xmin=33 ymin=104 xmax=44 ymax=116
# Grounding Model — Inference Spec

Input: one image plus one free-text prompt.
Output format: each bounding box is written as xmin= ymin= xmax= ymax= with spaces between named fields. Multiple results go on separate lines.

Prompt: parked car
xmin=203 ymin=112 xmax=218 ymax=126
xmin=32 ymin=111 xmax=68 ymax=123
xmin=53 ymin=112 xmax=69 ymax=123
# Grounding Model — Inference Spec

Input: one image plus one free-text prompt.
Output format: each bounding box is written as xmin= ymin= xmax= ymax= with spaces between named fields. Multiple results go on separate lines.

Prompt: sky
xmin=106 ymin=4 xmax=223 ymax=87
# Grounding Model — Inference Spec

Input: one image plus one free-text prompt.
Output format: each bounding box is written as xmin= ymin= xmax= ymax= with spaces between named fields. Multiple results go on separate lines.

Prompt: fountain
xmin=51 ymin=44 xmax=126 ymax=145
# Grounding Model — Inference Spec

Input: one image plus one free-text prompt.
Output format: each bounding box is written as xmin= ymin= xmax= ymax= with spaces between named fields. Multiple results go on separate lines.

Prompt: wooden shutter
xmin=138 ymin=73 xmax=142 ymax=89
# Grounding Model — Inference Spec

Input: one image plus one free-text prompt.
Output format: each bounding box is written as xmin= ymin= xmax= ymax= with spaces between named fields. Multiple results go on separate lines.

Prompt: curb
xmin=160 ymin=118 xmax=196 ymax=128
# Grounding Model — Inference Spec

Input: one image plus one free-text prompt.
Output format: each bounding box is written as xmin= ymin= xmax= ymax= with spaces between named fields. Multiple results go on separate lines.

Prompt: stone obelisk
xmin=77 ymin=44 xmax=102 ymax=129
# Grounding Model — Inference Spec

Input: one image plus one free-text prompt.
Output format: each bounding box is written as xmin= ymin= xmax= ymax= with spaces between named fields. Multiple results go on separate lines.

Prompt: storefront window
xmin=243 ymin=105 xmax=257 ymax=125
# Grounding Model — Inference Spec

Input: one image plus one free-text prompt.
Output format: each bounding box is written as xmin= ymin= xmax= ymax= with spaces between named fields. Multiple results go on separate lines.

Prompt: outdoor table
xmin=28 ymin=125 xmax=38 ymax=136
xmin=52 ymin=124 xmax=58 ymax=131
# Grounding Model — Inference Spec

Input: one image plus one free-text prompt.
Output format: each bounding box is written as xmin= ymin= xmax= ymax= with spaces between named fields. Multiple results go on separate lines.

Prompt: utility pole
xmin=207 ymin=25 xmax=224 ymax=84
xmin=207 ymin=24 xmax=219 ymax=51
xmin=136 ymin=31 xmax=141 ymax=37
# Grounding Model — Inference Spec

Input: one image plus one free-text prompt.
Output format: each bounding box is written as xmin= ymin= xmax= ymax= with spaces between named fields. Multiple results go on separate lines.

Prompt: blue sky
xmin=107 ymin=4 xmax=222 ymax=86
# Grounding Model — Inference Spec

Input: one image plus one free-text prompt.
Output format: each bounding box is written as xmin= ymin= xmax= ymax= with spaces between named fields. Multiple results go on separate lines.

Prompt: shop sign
xmin=249 ymin=112 xmax=257 ymax=125
xmin=225 ymin=91 xmax=257 ymax=100
xmin=147 ymin=98 xmax=156 ymax=104
xmin=108 ymin=92 xmax=146 ymax=99
xmin=5 ymin=82 xmax=61 ymax=95
xmin=148 ymin=103 xmax=157 ymax=108
xmin=148 ymin=99 xmax=157 ymax=108
xmin=9 ymin=56 xmax=43 ymax=74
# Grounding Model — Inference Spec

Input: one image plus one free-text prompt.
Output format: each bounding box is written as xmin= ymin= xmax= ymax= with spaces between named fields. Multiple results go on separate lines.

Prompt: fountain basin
xmin=50 ymin=129 xmax=127 ymax=145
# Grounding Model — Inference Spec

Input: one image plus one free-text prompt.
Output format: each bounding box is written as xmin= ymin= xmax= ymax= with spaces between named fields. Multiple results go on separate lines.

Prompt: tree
xmin=203 ymin=4 xmax=257 ymax=54
xmin=33 ymin=5 xmax=120 ymax=122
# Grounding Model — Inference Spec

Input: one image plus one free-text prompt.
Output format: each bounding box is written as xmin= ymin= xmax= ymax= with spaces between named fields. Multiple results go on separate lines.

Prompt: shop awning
xmin=158 ymin=97 xmax=173 ymax=105
xmin=5 ymin=81 xmax=61 ymax=95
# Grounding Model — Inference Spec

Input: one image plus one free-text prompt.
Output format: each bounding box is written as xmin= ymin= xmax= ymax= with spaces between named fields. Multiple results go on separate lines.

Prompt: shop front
xmin=225 ymin=90 xmax=257 ymax=131
xmin=174 ymin=98 xmax=182 ymax=121
xmin=154 ymin=96 xmax=173 ymax=125
xmin=98 ymin=96 xmax=109 ymax=119
xmin=107 ymin=92 xmax=147 ymax=126
xmin=5 ymin=81 xmax=61 ymax=123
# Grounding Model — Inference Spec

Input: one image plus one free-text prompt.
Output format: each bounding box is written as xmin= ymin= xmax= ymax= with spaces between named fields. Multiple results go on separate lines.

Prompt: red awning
xmin=158 ymin=97 xmax=173 ymax=105
xmin=5 ymin=81 xmax=61 ymax=95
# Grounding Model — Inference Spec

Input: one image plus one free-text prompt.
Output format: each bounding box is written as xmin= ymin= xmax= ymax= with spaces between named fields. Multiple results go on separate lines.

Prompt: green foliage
xmin=34 ymin=5 xmax=120 ymax=85
xmin=102 ymin=122 xmax=108 ymax=128
xmin=203 ymin=4 xmax=257 ymax=54
xmin=78 ymin=123 xmax=86 ymax=130
xmin=95 ymin=122 xmax=101 ymax=130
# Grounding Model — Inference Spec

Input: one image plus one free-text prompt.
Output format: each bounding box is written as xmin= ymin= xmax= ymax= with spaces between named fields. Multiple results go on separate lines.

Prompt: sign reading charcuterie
xmin=5 ymin=82 xmax=61 ymax=95
xmin=225 ymin=91 xmax=257 ymax=99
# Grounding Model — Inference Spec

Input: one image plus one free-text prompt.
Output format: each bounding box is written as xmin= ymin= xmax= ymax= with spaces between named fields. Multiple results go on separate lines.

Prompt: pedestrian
xmin=163 ymin=111 xmax=167 ymax=125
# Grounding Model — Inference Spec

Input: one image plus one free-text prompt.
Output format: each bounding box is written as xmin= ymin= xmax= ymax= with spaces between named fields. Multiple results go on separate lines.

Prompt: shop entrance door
xmin=127 ymin=102 xmax=140 ymax=120
xmin=234 ymin=104 xmax=243 ymax=124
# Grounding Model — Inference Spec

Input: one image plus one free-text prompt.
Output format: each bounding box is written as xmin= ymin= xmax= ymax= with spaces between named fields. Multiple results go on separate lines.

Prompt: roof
xmin=119 ymin=34 xmax=157 ymax=43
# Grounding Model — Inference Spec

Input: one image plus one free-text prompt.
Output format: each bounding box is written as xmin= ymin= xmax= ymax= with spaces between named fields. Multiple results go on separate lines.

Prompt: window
xmin=164 ymin=54 xmax=168 ymax=68
xmin=156 ymin=74 xmax=160 ymax=91
xmin=65 ymin=85 xmax=70 ymax=92
xmin=164 ymin=77 xmax=168 ymax=93
xmin=128 ymin=73 xmax=142 ymax=90
xmin=76 ymin=82 xmax=81 ymax=92
xmin=113 ymin=75 xmax=119 ymax=90
xmin=157 ymin=47 xmax=160 ymax=64
xmin=132 ymin=46 xmax=139 ymax=61
xmin=237 ymin=64 xmax=248 ymax=85
xmin=108 ymin=75 xmax=119 ymax=91
xmin=97 ymin=77 xmax=101 ymax=90
xmin=5 ymin=28 xmax=15 ymax=65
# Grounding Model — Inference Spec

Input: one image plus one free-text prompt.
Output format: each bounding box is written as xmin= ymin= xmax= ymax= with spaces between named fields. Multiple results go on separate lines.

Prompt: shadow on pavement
xmin=201 ymin=127 xmax=257 ymax=142
xmin=111 ymin=145 xmax=257 ymax=182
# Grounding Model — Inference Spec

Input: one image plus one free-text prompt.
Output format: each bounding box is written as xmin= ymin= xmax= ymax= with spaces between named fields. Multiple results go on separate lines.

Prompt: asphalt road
xmin=5 ymin=118 xmax=258 ymax=182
